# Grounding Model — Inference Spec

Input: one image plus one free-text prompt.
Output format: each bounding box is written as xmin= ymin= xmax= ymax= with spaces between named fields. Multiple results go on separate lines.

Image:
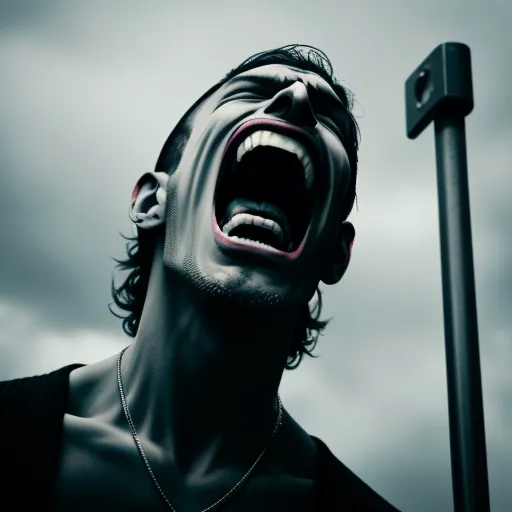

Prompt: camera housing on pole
xmin=406 ymin=43 xmax=473 ymax=139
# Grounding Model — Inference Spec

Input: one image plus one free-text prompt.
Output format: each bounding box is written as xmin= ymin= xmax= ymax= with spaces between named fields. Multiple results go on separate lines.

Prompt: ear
xmin=321 ymin=221 xmax=356 ymax=285
xmin=129 ymin=172 xmax=169 ymax=230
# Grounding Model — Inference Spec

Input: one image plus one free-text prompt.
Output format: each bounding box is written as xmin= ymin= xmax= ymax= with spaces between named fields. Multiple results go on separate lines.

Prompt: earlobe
xmin=321 ymin=222 xmax=355 ymax=285
xmin=129 ymin=172 xmax=169 ymax=230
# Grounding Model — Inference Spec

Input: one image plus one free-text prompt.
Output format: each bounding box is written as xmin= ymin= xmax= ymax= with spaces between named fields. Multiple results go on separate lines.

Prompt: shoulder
xmin=0 ymin=363 xmax=85 ymax=442
xmin=0 ymin=364 xmax=83 ymax=410
xmin=312 ymin=436 xmax=400 ymax=511
xmin=0 ymin=364 xmax=85 ymax=510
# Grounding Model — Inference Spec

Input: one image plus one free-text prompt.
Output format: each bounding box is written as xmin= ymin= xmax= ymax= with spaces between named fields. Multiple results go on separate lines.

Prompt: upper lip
xmin=221 ymin=117 xmax=322 ymax=174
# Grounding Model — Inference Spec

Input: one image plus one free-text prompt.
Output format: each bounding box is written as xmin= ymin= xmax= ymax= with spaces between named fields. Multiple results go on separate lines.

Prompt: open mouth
xmin=214 ymin=121 xmax=318 ymax=255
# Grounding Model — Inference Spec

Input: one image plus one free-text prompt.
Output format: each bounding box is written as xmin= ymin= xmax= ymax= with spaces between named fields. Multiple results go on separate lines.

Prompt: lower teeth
xmin=227 ymin=235 xmax=294 ymax=252
xmin=229 ymin=235 xmax=277 ymax=250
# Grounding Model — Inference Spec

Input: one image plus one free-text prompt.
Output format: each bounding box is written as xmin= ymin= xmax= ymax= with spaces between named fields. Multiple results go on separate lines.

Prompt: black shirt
xmin=0 ymin=366 xmax=399 ymax=511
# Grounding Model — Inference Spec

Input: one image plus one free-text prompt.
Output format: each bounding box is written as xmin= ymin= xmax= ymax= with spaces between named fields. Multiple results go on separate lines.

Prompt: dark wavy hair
xmin=110 ymin=44 xmax=360 ymax=370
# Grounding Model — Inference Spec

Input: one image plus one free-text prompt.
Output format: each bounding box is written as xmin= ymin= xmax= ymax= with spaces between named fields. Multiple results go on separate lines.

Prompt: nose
xmin=263 ymin=81 xmax=317 ymax=129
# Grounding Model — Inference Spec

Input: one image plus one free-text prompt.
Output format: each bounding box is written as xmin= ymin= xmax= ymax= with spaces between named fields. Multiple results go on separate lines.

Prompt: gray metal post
xmin=405 ymin=43 xmax=490 ymax=512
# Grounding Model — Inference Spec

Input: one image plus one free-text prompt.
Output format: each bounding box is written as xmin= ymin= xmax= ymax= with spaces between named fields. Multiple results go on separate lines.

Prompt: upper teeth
xmin=235 ymin=130 xmax=314 ymax=191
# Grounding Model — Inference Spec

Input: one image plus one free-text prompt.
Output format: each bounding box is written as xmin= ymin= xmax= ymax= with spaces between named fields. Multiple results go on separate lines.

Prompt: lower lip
xmin=211 ymin=210 xmax=307 ymax=261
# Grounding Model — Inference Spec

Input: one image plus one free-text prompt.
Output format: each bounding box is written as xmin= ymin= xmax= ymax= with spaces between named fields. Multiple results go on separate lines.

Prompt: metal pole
xmin=434 ymin=115 xmax=490 ymax=512
xmin=405 ymin=43 xmax=490 ymax=512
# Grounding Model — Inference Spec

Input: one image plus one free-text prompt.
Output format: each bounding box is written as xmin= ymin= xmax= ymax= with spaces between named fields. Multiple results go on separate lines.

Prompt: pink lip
xmin=212 ymin=210 xmax=307 ymax=261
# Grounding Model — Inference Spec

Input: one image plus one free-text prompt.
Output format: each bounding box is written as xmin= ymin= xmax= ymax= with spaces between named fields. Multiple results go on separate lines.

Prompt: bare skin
xmin=53 ymin=62 xmax=354 ymax=511
xmin=53 ymin=244 xmax=318 ymax=511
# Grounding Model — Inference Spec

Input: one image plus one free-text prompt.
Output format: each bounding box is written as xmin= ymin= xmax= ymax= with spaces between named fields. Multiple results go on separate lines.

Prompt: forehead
xmin=224 ymin=63 xmax=334 ymax=91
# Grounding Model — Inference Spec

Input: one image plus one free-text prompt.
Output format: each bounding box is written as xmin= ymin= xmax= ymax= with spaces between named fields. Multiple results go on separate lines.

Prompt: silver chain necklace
xmin=117 ymin=346 xmax=283 ymax=511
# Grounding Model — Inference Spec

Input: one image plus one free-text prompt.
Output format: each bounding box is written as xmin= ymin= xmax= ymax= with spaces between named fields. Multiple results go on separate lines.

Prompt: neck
xmin=119 ymin=245 xmax=300 ymax=472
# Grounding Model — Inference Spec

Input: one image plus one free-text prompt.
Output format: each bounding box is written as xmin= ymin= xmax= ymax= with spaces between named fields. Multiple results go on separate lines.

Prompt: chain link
xmin=117 ymin=346 xmax=283 ymax=511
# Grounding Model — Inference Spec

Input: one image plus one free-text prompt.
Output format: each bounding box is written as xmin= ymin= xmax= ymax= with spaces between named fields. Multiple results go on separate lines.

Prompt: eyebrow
xmin=237 ymin=72 xmax=340 ymax=102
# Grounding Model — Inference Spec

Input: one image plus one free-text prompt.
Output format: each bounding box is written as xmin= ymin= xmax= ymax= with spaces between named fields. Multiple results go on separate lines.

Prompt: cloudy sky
xmin=1 ymin=1 xmax=510 ymax=510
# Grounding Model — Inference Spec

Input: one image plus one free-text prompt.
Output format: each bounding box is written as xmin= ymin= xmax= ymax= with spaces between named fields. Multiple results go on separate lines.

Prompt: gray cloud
xmin=1 ymin=1 xmax=510 ymax=510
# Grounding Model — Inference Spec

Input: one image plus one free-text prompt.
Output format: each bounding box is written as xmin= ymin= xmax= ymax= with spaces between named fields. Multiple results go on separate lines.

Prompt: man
xmin=1 ymin=45 xmax=399 ymax=511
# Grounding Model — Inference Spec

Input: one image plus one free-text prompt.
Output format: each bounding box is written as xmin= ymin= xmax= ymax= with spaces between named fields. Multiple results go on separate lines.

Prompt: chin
xmin=189 ymin=249 xmax=320 ymax=311
xmin=188 ymin=256 xmax=286 ymax=307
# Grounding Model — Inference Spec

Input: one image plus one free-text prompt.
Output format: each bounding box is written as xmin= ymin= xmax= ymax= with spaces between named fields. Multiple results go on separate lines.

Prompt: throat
xmin=122 ymin=325 xmax=288 ymax=474
xmin=107 ymin=237 xmax=302 ymax=477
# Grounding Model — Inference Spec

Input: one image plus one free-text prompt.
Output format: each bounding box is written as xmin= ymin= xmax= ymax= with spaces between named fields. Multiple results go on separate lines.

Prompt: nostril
xmin=264 ymin=91 xmax=316 ymax=128
xmin=264 ymin=95 xmax=291 ymax=116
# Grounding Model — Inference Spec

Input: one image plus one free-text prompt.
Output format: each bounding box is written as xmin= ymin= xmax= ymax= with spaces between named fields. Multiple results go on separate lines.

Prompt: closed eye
xmin=219 ymin=75 xmax=300 ymax=105
xmin=216 ymin=92 xmax=263 ymax=110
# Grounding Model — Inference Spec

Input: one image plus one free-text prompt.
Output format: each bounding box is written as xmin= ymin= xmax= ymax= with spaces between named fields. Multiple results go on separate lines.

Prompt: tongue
xmin=221 ymin=198 xmax=291 ymax=240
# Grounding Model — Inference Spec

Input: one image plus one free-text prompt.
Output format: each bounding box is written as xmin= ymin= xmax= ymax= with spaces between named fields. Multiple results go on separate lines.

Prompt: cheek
xmin=211 ymin=101 xmax=265 ymax=128
xmin=327 ymin=144 xmax=352 ymax=202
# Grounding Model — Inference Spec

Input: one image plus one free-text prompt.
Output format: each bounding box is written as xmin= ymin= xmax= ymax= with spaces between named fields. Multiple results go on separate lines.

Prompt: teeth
xmin=303 ymin=160 xmax=313 ymax=191
xmin=235 ymin=130 xmax=314 ymax=191
xmin=221 ymin=199 xmax=291 ymax=244
xmin=226 ymin=236 xmax=294 ymax=253
xmin=222 ymin=212 xmax=284 ymax=245
xmin=228 ymin=236 xmax=278 ymax=251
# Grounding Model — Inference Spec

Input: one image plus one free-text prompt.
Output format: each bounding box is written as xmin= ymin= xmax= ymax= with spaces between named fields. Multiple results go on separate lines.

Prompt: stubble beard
xmin=163 ymin=182 xmax=286 ymax=310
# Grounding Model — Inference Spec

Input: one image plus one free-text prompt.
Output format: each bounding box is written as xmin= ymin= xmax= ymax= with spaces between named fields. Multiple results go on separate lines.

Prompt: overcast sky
xmin=1 ymin=1 xmax=510 ymax=510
